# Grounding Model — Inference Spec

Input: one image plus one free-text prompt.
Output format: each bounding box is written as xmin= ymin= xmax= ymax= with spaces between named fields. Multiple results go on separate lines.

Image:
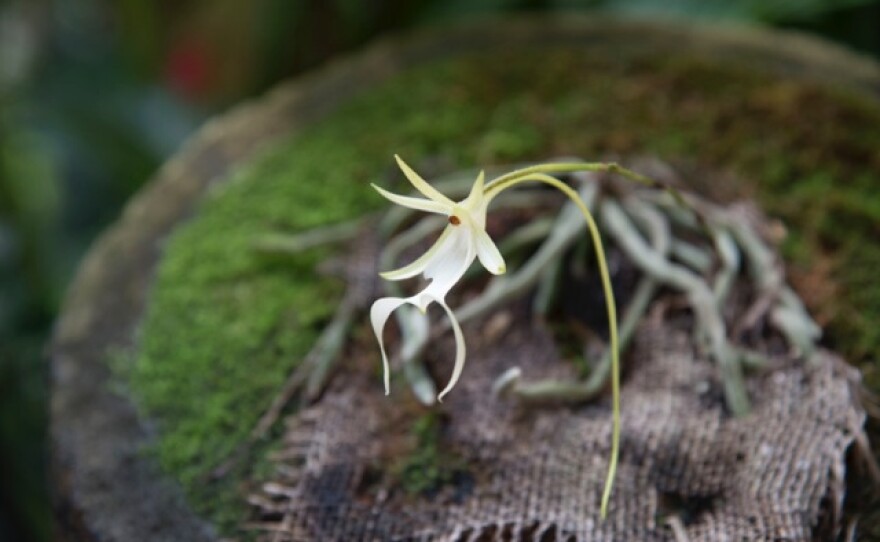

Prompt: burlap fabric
xmin=250 ymin=207 xmax=864 ymax=542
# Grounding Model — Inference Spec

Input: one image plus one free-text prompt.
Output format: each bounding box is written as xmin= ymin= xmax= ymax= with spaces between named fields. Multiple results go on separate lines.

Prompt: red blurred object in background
xmin=164 ymin=37 xmax=215 ymax=101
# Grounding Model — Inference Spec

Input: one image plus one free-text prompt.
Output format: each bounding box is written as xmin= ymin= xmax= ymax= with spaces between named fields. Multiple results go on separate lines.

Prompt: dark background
xmin=1 ymin=1 xmax=878 ymax=540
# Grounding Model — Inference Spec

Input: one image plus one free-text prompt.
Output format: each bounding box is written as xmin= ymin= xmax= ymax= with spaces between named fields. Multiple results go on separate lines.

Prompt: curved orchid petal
xmin=380 ymin=226 xmax=454 ymax=281
xmin=371 ymin=184 xmax=449 ymax=215
xmin=394 ymin=154 xmax=455 ymax=206
xmin=434 ymin=297 xmax=467 ymax=402
xmin=420 ymin=226 xmax=475 ymax=305
xmin=474 ymin=227 xmax=506 ymax=275
xmin=462 ymin=170 xmax=485 ymax=209
xmin=370 ymin=297 xmax=410 ymax=394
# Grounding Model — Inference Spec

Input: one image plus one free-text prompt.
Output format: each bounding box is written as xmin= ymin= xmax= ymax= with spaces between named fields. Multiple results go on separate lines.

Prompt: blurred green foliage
xmin=0 ymin=0 xmax=878 ymax=540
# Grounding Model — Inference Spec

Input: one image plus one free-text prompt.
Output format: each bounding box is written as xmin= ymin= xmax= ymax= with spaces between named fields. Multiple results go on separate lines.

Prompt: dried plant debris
xmin=247 ymin=159 xmax=867 ymax=541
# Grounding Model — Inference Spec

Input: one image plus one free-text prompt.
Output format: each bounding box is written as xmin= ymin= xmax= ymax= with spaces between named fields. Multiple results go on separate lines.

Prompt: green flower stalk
xmin=371 ymin=155 xmax=666 ymax=518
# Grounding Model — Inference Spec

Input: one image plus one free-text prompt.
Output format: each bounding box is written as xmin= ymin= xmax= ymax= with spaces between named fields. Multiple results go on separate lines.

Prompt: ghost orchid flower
xmin=369 ymin=155 xmax=674 ymax=519
xmin=370 ymin=155 xmax=506 ymax=401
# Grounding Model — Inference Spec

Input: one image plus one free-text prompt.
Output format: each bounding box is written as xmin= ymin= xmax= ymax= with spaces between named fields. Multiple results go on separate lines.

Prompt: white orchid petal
xmin=422 ymin=226 xmax=475 ymax=301
xmin=463 ymin=171 xmax=489 ymax=228
xmin=370 ymin=297 xmax=410 ymax=394
xmin=380 ymin=226 xmax=453 ymax=281
xmin=423 ymin=227 xmax=470 ymax=281
xmin=464 ymin=170 xmax=485 ymax=208
xmin=394 ymin=155 xmax=455 ymax=206
xmin=371 ymin=184 xmax=449 ymax=214
xmin=474 ymin=227 xmax=506 ymax=275
xmin=435 ymin=298 xmax=467 ymax=402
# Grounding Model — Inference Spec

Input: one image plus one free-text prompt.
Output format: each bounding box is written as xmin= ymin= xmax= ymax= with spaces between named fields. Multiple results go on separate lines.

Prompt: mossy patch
xmin=389 ymin=413 xmax=468 ymax=497
xmin=129 ymin=46 xmax=880 ymax=533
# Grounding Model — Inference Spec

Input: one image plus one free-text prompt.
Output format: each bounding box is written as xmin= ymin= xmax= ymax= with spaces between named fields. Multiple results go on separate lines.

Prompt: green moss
xmin=390 ymin=413 xmax=466 ymax=496
xmin=129 ymin=46 xmax=880 ymax=532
